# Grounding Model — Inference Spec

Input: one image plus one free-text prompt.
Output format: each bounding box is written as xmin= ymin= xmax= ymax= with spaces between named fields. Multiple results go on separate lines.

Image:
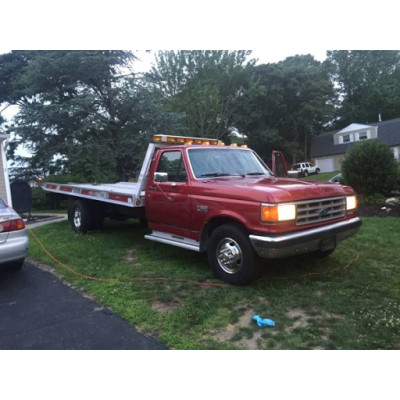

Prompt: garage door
xmin=315 ymin=157 xmax=335 ymax=173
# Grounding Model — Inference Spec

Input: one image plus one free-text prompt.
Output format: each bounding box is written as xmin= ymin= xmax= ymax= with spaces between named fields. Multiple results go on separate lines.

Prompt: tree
xmin=236 ymin=55 xmax=335 ymax=162
xmin=327 ymin=50 xmax=400 ymax=126
xmin=1 ymin=51 xmax=181 ymax=181
xmin=149 ymin=50 xmax=255 ymax=139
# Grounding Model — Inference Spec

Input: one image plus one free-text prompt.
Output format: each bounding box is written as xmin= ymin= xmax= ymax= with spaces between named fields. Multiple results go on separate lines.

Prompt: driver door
xmin=146 ymin=150 xmax=191 ymax=235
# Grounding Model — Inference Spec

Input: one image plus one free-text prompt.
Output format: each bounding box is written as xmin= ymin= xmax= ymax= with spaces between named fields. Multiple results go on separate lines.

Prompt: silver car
xmin=0 ymin=196 xmax=29 ymax=271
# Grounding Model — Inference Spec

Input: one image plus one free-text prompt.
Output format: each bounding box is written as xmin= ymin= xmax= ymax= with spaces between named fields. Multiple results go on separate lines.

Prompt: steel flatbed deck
xmin=42 ymin=181 xmax=145 ymax=207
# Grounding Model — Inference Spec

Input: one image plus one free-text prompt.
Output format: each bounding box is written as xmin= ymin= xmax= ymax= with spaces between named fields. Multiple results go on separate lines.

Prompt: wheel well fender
xmin=200 ymin=216 xmax=248 ymax=252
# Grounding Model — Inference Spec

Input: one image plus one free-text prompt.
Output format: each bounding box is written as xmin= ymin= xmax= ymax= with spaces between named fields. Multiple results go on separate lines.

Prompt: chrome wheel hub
xmin=216 ymin=237 xmax=243 ymax=274
xmin=73 ymin=209 xmax=82 ymax=228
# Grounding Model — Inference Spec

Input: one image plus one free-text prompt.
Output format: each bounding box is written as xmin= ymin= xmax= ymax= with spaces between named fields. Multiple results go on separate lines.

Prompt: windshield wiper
xmin=245 ymin=172 xmax=266 ymax=176
xmin=199 ymin=172 xmax=245 ymax=178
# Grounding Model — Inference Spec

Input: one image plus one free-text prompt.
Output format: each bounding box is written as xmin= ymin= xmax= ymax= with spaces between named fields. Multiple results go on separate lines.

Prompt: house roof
xmin=311 ymin=117 xmax=400 ymax=158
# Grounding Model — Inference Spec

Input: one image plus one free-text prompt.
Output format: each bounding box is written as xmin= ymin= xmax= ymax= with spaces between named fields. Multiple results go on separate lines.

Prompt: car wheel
xmin=70 ymin=200 xmax=93 ymax=233
xmin=316 ymin=168 xmax=320 ymax=174
xmin=207 ymin=224 xmax=260 ymax=285
xmin=303 ymin=170 xmax=309 ymax=177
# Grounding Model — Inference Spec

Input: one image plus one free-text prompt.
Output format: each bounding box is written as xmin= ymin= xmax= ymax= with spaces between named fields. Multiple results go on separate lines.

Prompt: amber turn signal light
xmin=261 ymin=203 xmax=296 ymax=222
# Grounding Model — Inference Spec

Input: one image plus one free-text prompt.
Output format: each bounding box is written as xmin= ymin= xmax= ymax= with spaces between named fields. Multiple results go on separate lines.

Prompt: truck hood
xmin=195 ymin=176 xmax=354 ymax=203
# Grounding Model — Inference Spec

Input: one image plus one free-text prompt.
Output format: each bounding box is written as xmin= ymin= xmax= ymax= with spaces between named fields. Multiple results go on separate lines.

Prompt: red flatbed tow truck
xmin=42 ymin=134 xmax=361 ymax=285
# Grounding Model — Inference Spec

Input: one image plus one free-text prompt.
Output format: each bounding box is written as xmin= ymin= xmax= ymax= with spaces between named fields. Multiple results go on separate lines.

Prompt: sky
xmin=132 ymin=49 xmax=327 ymax=74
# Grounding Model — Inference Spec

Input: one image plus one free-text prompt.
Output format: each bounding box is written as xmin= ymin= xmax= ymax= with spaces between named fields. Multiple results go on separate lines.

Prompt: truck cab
xmin=144 ymin=138 xmax=361 ymax=285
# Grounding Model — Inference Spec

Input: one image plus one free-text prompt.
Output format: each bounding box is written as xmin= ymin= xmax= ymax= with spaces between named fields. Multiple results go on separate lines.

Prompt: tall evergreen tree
xmin=327 ymin=50 xmax=400 ymax=126
xmin=237 ymin=55 xmax=335 ymax=162
xmin=149 ymin=50 xmax=255 ymax=139
xmin=0 ymin=50 xmax=181 ymax=181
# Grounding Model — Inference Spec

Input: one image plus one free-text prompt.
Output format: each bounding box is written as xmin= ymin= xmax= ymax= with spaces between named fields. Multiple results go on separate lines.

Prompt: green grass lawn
xmin=304 ymin=171 xmax=340 ymax=181
xmin=27 ymin=217 xmax=400 ymax=349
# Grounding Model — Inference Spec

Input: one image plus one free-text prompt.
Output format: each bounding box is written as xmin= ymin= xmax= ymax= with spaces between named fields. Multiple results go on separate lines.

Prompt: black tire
xmin=207 ymin=224 xmax=260 ymax=285
xmin=316 ymin=168 xmax=320 ymax=174
xmin=303 ymin=170 xmax=309 ymax=177
xmin=70 ymin=200 xmax=94 ymax=233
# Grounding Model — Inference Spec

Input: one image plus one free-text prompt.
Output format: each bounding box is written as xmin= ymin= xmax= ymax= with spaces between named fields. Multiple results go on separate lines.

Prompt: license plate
xmin=320 ymin=236 xmax=336 ymax=251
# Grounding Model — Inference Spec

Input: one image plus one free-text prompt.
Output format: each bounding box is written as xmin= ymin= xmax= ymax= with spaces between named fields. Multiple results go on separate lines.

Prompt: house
xmin=0 ymin=134 xmax=12 ymax=205
xmin=310 ymin=118 xmax=400 ymax=173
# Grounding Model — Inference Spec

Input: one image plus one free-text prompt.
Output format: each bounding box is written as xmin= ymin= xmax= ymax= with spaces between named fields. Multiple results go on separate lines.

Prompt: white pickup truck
xmin=290 ymin=162 xmax=320 ymax=177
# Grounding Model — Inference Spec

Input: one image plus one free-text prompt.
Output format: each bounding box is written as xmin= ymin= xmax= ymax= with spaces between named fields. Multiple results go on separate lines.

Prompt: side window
xmin=156 ymin=151 xmax=187 ymax=182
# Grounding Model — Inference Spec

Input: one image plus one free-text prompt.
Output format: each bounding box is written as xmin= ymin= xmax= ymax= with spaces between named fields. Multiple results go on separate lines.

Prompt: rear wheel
xmin=316 ymin=168 xmax=320 ymax=174
xmin=303 ymin=170 xmax=309 ymax=177
xmin=70 ymin=200 xmax=94 ymax=233
xmin=207 ymin=224 xmax=260 ymax=285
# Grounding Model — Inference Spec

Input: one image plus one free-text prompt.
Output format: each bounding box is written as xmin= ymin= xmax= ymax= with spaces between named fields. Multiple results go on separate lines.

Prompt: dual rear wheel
xmin=69 ymin=200 xmax=104 ymax=233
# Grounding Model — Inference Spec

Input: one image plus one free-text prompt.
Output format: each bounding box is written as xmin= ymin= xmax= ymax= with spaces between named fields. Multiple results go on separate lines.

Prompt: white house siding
xmin=0 ymin=137 xmax=11 ymax=205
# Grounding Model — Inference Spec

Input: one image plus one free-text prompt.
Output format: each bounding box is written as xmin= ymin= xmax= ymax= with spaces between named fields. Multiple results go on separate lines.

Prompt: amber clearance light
xmin=261 ymin=203 xmax=296 ymax=222
xmin=152 ymin=135 xmax=222 ymax=146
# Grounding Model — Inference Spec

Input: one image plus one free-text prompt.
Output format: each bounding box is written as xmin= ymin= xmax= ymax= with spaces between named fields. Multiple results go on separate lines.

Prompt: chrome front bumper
xmin=249 ymin=217 xmax=362 ymax=259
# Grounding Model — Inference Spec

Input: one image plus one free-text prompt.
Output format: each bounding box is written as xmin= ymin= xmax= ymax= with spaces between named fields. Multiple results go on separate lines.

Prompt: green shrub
xmin=359 ymin=193 xmax=386 ymax=206
xmin=341 ymin=140 xmax=398 ymax=196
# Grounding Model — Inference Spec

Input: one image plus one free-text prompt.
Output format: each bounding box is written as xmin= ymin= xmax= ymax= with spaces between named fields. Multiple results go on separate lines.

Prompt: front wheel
xmin=316 ymin=168 xmax=320 ymax=174
xmin=303 ymin=170 xmax=309 ymax=177
xmin=207 ymin=224 xmax=260 ymax=285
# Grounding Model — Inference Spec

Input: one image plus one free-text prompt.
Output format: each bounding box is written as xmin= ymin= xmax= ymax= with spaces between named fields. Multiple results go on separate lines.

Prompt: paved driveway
xmin=0 ymin=262 xmax=168 ymax=350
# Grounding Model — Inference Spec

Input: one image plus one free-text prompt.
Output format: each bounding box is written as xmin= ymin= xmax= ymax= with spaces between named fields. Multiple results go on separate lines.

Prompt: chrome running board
xmin=144 ymin=230 xmax=200 ymax=252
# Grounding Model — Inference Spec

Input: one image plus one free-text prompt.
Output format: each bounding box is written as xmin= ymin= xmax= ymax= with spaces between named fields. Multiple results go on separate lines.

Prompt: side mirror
xmin=154 ymin=172 xmax=168 ymax=183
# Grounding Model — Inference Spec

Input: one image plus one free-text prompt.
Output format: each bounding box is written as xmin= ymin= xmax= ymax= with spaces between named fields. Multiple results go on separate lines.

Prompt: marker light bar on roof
xmin=152 ymin=135 xmax=222 ymax=146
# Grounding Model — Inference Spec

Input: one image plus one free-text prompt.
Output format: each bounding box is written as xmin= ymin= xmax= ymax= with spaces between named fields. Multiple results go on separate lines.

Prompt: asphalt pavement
xmin=0 ymin=262 xmax=168 ymax=350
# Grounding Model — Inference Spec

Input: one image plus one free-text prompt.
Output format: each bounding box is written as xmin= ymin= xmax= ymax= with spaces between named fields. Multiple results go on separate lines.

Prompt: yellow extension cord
xmin=28 ymin=227 xmax=360 ymax=287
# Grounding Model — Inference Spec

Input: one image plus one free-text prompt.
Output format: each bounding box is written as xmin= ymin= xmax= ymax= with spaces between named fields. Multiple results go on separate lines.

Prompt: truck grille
xmin=296 ymin=197 xmax=346 ymax=226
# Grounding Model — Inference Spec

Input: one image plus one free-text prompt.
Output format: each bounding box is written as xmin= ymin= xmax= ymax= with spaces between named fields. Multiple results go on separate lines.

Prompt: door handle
xmin=149 ymin=185 xmax=157 ymax=190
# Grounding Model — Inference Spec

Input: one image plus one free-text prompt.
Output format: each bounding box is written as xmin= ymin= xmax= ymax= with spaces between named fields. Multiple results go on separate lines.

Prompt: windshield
xmin=187 ymin=148 xmax=271 ymax=179
xmin=0 ymin=196 xmax=6 ymax=208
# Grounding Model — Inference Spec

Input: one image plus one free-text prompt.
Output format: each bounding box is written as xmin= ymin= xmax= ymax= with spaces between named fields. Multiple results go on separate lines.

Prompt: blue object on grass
xmin=252 ymin=314 xmax=275 ymax=327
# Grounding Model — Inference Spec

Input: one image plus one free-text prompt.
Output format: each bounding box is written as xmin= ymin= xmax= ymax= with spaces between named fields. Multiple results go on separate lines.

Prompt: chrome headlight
xmin=261 ymin=203 xmax=296 ymax=222
xmin=346 ymin=196 xmax=357 ymax=210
